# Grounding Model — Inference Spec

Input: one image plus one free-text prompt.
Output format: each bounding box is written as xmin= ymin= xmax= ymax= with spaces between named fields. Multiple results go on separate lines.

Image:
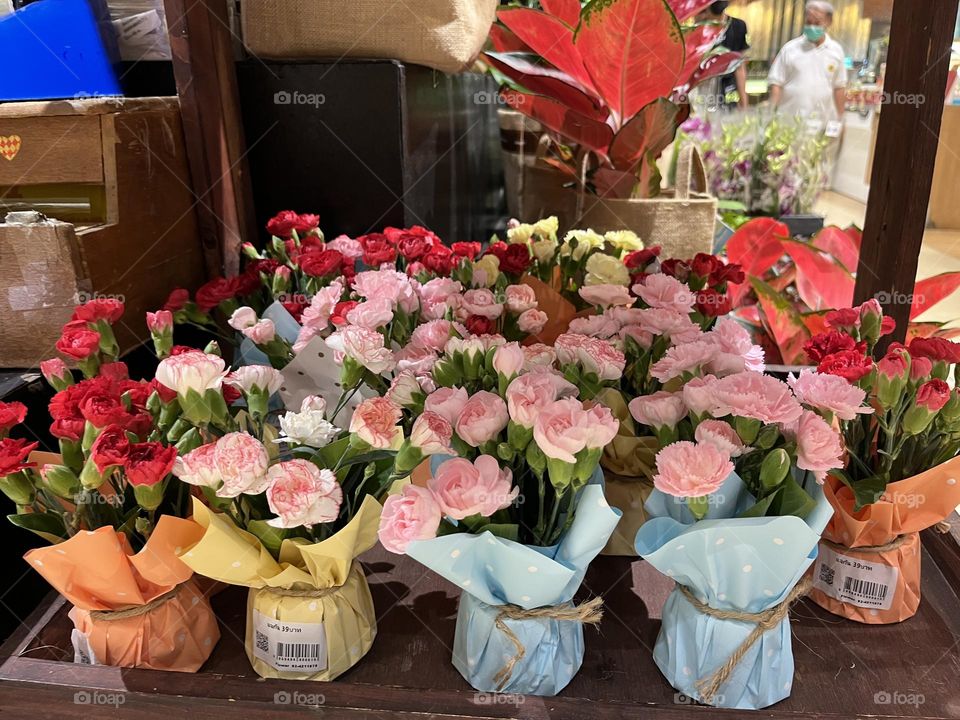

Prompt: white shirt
xmin=768 ymin=35 xmax=847 ymax=122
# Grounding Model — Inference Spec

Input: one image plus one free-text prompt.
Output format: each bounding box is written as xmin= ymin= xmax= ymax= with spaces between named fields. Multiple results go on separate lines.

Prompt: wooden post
xmin=853 ymin=0 xmax=960 ymax=346
xmin=163 ymin=0 xmax=257 ymax=277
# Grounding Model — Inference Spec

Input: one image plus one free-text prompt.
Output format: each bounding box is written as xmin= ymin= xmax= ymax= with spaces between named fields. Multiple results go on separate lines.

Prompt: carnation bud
xmin=146 ymin=310 xmax=174 ymax=358
xmin=395 ymin=440 xmax=424 ymax=475
xmin=752 ymin=424 xmax=780 ymax=451
xmin=0 ymin=471 xmax=35 ymax=506
xmin=876 ymin=348 xmax=910 ymax=409
xmin=940 ymin=388 xmax=960 ymax=425
xmin=40 ymin=358 xmax=73 ymax=391
xmin=903 ymin=379 xmax=951 ymax=434
xmin=525 ymin=441 xmax=546 ymax=477
xmin=41 ymin=464 xmax=80 ymax=499
xmin=272 ymin=266 xmax=291 ymax=295
xmin=134 ymin=479 xmax=166 ymax=511
xmin=203 ymin=340 xmax=222 ymax=357
xmin=241 ymin=242 xmax=262 ymax=260
xmin=79 ymin=455 xmax=107 ymax=490
xmin=759 ymin=448 xmax=791 ymax=491
xmin=858 ymin=299 xmax=883 ymax=346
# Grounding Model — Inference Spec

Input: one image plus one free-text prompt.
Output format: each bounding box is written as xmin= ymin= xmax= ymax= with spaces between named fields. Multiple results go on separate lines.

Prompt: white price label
xmin=813 ymin=544 xmax=898 ymax=610
xmin=71 ymin=628 xmax=98 ymax=665
xmin=252 ymin=609 xmax=327 ymax=673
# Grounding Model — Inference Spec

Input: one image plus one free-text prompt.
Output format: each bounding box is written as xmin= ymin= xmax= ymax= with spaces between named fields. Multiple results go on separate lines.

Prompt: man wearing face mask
xmin=767 ymin=0 xmax=847 ymax=123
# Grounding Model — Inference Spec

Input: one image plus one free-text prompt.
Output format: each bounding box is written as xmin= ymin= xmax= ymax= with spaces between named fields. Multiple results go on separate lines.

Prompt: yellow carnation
xmin=472 ymin=255 xmax=500 ymax=287
xmin=604 ymin=230 xmax=643 ymax=253
xmin=584 ymin=253 xmax=630 ymax=286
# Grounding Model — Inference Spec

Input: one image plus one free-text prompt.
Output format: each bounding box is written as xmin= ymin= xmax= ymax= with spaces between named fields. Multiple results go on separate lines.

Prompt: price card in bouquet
xmin=813 ymin=544 xmax=898 ymax=610
xmin=71 ymin=629 xmax=98 ymax=665
xmin=253 ymin=609 xmax=328 ymax=673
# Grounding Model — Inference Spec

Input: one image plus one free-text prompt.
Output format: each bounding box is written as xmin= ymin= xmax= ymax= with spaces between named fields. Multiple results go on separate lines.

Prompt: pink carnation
xmin=787 ymin=369 xmax=872 ymax=421
xmin=650 ymin=340 xmax=716 ymax=382
xmin=427 ymin=455 xmax=517 ymax=520
xmin=533 ymin=397 xmax=591 ymax=463
xmin=710 ymin=372 xmax=804 ymax=425
xmin=460 ymin=288 xmax=503 ymax=319
xmin=410 ymin=319 xmax=457 ymax=352
xmin=794 ymin=410 xmax=844 ymax=483
xmin=214 ymin=432 xmax=271 ymax=498
xmin=555 ymin=333 xmax=625 ymax=381
xmin=517 ymin=309 xmax=548 ymax=334
xmin=583 ymin=403 xmax=619 ymax=449
xmin=705 ymin=318 xmax=765 ymax=376
xmin=352 ymin=268 xmax=419 ymax=313
xmin=409 ymin=411 xmax=454 ymax=455
xmin=492 ymin=342 xmax=525 ymax=377
xmin=424 ymin=386 xmax=469 ymax=424
xmin=567 ymin=314 xmax=620 ymax=339
xmin=300 ymin=281 xmax=344 ymax=333
xmin=395 ymin=343 xmax=438 ymax=375
xmin=694 ymin=419 xmax=745 ymax=458
xmin=346 ymin=297 xmax=394 ymax=330
xmin=628 ymin=391 xmax=686 ymax=429
xmin=325 ymin=325 xmax=396 ymax=374
xmin=504 ymin=284 xmax=538 ymax=314
xmin=455 ymin=391 xmax=509 ymax=447
xmin=325 ymin=235 xmax=363 ymax=259
xmin=522 ymin=343 xmax=556 ymax=369
xmin=378 ymin=484 xmax=442 ymax=554
xmin=682 ymin=375 xmax=719 ymax=416
xmin=653 ymin=441 xmax=733 ymax=498
xmin=507 ymin=370 xmax=577 ymax=428
xmin=266 ymin=460 xmax=342 ymax=528
xmin=350 ymin=397 xmax=403 ymax=449
xmin=579 ymin=284 xmax=634 ymax=309
xmin=637 ymin=307 xmax=702 ymax=343
xmin=633 ymin=274 xmax=697 ymax=313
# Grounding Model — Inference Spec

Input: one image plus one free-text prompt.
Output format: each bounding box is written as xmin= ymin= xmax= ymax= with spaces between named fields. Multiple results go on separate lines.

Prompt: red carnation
xmin=880 ymin=316 xmax=897 ymax=337
xmin=99 ymin=362 xmax=129 ymax=382
xmin=195 ymin=277 xmax=239 ymax=312
xmin=422 ymin=247 xmax=457 ymax=276
xmin=916 ymin=378 xmax=951 ymax=412
xmin=659 ymin=258 xmax=691 ymax=282
xmin=90 ymin=425 xmax=131 ymax=472
xmin=294 ymin=213 xmax=320 ymax=234
xmin=908 ymin=336 xmax=960 ymax=364
xmin=817 ymin=350 xmax=874 ymax=382
xmin=124 ymin=442 xmax=177 ymax=486
xmin=690 ymin=253 xmax=722 ymax=279
xmin=695 ymin=288 xmax=732 ymax=317
xmin=0 ymin=438 xmax=38 ymax=477
xmin=804 ymin=331 xmax=863 ymax=364
xmin=73 ymin=298 xmax=124 ymax=324
xmin=281 ymin=299 xmax=307 ymax=323
xmin=222 ymin=384 xmax=242 ymax=405
xmin=624 ymin=247 xmax=661 ymax=270
xmin=300 ymin=249 xmax=343 ymax=278
xmin=162 ymin=288 xmax=190 ymax=312
xmin=824 ymin=307 xmax=861 ymax=330
xmin=0 ymin=402 xmax=27 ymax=433
xmin=359 ymin=233 xmax=397 ymax=266
xmin=451 ymin=242 xmax=482 ymax=260
xmin=710 ymin=262 xmax=745 ymax=286
xmin=465 ymin=315 xmax=493 ymax=335
xmin=499 ymin=244 xmax=532 ymax=276
xmin=80 ymin=393 xmax=130 ymax=429
xmin=234 ymin=268 xmax=262 ymax=297
xmin=266 ymin=210 xmax=301 ymax=238
xmin=331 ymin=300 xmax=358 ymax=326
xmin=56 ymin=328 xmax=101 ymax=360
xmin=486 ymin=241 xmax=508 ymax=260
xmin=147 ymin=378 xmax=177 ymax=404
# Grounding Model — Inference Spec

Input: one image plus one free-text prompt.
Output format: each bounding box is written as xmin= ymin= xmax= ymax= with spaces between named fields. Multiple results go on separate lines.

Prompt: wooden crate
xmin=0 ymin=97 xmax=205 ymax=368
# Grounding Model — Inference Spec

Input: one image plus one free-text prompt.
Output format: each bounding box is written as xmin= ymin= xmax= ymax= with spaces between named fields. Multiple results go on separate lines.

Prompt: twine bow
xmin=261 ymin=560 xmax=356 ymax=598
xmin=821 ymin=534 xmax=908 ymax=554
xmin=677 ymin=577 xmax=812 ymax=704
xmin=89 ymin=583 xmax=183 ymax=622
xmin=492 ymin=597 xmax=604 ymax=691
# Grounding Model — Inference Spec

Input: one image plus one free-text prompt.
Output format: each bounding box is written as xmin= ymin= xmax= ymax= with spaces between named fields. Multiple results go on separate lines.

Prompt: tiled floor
xmin=813 ymin=191 xmax=960 ymax=325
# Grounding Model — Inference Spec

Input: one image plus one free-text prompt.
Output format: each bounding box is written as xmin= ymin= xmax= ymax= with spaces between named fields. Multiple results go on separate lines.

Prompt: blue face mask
xmin=803 ymin=24 xmax=825 ymax=42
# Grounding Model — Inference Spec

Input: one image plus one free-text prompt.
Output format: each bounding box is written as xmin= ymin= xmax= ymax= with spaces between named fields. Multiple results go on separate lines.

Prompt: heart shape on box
xmin=0 ymin=135 xmax=22 ymax=161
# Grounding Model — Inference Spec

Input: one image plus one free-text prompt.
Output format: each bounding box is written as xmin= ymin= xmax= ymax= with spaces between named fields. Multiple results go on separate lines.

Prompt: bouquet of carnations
xmin=562 ymin=251 xmax=749 ymax=554
xmin=0 ymin=300 xmax=219 ymax=671
xmin=630 ymin=331 xmax=846 ymax=708
xmin=375 ymin=336 xmax=622 ymax=695
xmin=803 ymin=301 xmax=960 ymax=623
xmin=145 ymin=346 xmax=388 ymax=680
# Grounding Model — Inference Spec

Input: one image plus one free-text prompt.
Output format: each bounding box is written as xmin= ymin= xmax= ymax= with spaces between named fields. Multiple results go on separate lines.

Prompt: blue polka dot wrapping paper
xmin=405 ymin=469 xmax=622 ymax=696
xmin=636 ymin=471 xmax=834 ymax=709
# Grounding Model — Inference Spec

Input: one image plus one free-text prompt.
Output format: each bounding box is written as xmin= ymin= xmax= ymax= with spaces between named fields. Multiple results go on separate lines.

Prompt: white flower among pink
xmin=173 ymin=443 xmax=220 ymax=488
xmin=428 ymin=454 xmax=517 ymax=519
xmin=386 ymin=370 xmax=423 ymax=408
xmin=409 ymin=411 xmax=454 ymax=455
xmin=633 ymin=274 xmax=697 ymax=314
xmin=214 ymin=432 xmax=271 ymax=498
xmin=350 ymin=397 xmax=403 ymax=449
xmin=788 ymin=369 xmax=872 ymax=421
xmin=378 ymin=484 xmax=442 ymax=554
xmin=455 ymin=391 xmax=509 ymax=447
xmin=156 ymin=352 xmax=228 ymax=396
xmin=266 ymin=460 xmax=343 ymax=528
xmin=504 ymin=284 xmax=537 ymax=314
xmin=506 ymin=371 xmax=577 ymax=428
xmin=226 ymin=365 xmax=284 ymax=394
xmin=628 ymin=391 xmax=686 ymax=429
xmin=793 ymin=410 xmax=844 ymax=483
xmin=460 ymin=288 xmax=504 ymax=319
xmin=694 ymin=419 xmax=745 ymax=458
xmin=424 ymin=386 xmax=469 ymax=425
xmin=650 ymin=340 xmax=716 ymax=382
xmin=517 ymin=308 xmax=548 ymax=334
xmin=579 ymin=284 xmax=634 ymax=309
xmin=228 ymin=306 xmax=257 ymax=331
xmin=709 ymin=372 xmax=804 ymax=425
xmin=325 ymin=325 xmax=396 ymax=374
xmin=654 ymin=441 xmax=732 ymax=498
xmin=346 ymin=297 xmax=395 ymax=330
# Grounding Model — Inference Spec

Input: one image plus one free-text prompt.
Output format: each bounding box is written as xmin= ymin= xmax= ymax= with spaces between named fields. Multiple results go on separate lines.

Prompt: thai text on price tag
xmin=252 ymin=609 xmax=327 ymax=672
xmin=813 ymin=544 xmax=898 ymax=610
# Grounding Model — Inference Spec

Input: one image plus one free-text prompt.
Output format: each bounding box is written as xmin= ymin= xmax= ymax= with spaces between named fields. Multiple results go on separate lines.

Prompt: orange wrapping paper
xmin=810 ymin=456 xmax=960 ymax=624
xmin=24 ymin=516 xmax=220 ymax=671
xmin=519 ymin=274 xmax=583 ymax=346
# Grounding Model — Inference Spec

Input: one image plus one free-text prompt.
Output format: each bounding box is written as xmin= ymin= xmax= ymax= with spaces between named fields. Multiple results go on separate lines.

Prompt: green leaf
xmin=836 ymin=471 xmax=887 ymax=511
xmin=475 ymin=523 xmax=520 ymax=542
xmin=770 ymin=476 xmax=817 ymax=519
xmin=739 ymin=489 xmax=780 ymax=518
xmin=247 ymin=519 xmax=296 ymax=556
xmin=8 ymin=512 xmax=68 ymax=543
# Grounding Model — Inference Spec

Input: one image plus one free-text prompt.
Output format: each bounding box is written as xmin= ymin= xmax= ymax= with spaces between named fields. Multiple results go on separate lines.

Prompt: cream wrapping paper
xmin=25 ymin=516 xmax=219 ymax=671
xmin=179 ymin=495 xmax=382 ymax=679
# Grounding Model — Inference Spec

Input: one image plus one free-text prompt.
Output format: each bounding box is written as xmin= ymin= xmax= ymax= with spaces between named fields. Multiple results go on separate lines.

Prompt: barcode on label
xmin=818 ymin=563 xmax=835 ymax=587
xmin=843 ymin=576 xmax=888 ymax=602
xmin=277 ymin=642 xmax=322 ymax=661
xmin=255 ymin=630 xmax=269 ymax=654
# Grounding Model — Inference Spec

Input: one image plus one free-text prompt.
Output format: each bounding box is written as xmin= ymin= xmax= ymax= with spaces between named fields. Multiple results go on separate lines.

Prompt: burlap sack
xmin=242 ymin=0 xmax=497 ymax=74
xmin=810 ymin=458 xmax=960 ymax=624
